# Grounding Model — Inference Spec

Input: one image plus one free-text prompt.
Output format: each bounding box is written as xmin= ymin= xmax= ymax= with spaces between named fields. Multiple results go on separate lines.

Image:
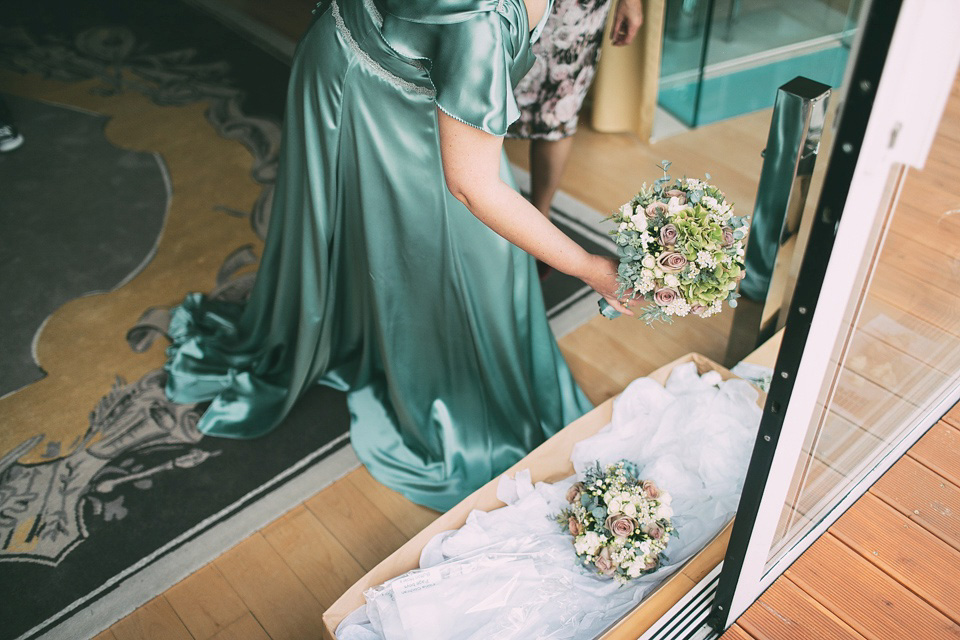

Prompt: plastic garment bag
xmin=338 ymin=363 xmax=764 ymax=639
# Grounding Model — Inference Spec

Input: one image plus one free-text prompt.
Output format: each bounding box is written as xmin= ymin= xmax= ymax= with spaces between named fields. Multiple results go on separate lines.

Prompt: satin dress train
xmin=163 ymin=0 xmax=593 ymax=511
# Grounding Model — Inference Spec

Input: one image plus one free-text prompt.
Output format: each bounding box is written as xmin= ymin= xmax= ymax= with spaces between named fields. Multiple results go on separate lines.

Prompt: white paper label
xmin=392 ymin=567 xmax=442 ymax=596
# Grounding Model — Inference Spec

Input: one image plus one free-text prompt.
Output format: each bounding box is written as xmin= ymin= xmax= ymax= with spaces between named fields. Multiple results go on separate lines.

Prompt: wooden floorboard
xmin=302 ymin=471 xmax=410 ymax=573
xmin=870 ymin=454 xmax=960 ymax=551
xmin=720 ymin=624 xmax=757 ymax=640
xmin=164 ymin=564 xmax=248 ymax=640
xmin=735 ymin=577 xmax=866 ymax=640
xmin=207 ymin=613 xmax=271 ymax=640
xmin=213 ymin=534 xmax=327 ymax=640
xmin=346 ymin=467 xmax=440 ymax=539
xmin=908 ymin=422 xmax=960 ymax=486
xmin=110 ymin=596 xmax=193 ymax=640
xmin=260 ymin=505 xmax=367 ymax=610
xmin=831 ymin=492 xmax=960 ymax=624
xmin=785 ymin=534 xmax=960 ymax=640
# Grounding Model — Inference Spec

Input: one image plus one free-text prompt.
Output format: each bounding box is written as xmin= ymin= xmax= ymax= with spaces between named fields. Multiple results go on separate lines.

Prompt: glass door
xmin=711 ymin=0 xmax=960 ymax=628
xmin=659 ymin=0 xmax=858 ymax=127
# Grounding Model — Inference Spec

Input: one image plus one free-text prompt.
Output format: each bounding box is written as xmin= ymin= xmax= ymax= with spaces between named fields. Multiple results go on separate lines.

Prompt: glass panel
xmin=766 ymin=161 xmax=960 ymax=567
xmin=659 ymin=0 xmax=858 ymax=127
xmin=658 ymin=0 xmax=712 ymax=125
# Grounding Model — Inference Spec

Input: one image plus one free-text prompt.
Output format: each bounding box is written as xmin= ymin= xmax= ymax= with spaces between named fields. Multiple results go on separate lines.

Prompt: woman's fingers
xmin=615 ymin=20 xmax=628 ymax=45
xmin=606 ymin=295 xmax=635 ymax=317
xmin=611 ymin=0 xmax=644 ymax=46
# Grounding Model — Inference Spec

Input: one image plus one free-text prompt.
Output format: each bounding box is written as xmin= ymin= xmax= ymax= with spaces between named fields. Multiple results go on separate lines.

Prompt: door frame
xmin=708 ymin=0 xmax=960 ymax=629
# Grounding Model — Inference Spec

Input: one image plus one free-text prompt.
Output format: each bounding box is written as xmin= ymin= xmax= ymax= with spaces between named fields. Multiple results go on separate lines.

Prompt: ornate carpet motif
xmin=0 ymin=5 xmax=349 ymax=639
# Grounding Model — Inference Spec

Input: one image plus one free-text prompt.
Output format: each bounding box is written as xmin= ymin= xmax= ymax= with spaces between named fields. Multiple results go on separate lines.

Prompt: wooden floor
xmin=721 ymin=405 xmax=960 ymax=640
xmin=91 ymin=3 xmax=960 ymax=640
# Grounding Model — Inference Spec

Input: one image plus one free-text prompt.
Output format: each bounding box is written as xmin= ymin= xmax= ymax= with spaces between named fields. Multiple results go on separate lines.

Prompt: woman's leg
xmin=528 ymin=136 xmax=575 ymax=218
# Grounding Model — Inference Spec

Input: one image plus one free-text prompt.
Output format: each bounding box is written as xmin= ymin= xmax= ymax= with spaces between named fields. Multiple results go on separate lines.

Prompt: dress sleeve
xmin=427 ymin=13 xmax=522 ymax=136
xmin=380 ymin=9 xmax=523 ymax=136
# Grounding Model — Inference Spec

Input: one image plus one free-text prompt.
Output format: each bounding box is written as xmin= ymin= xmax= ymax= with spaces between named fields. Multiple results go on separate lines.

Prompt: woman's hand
xmin=610 ymin=0 xmax=644 ymax=46
xmin=579 ymin=255 xmax=635 ymax=316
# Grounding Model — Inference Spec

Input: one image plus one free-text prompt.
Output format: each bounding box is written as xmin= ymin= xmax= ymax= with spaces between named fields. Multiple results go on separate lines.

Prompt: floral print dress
xmin=509 ymin=0 xmax=613 ymax=140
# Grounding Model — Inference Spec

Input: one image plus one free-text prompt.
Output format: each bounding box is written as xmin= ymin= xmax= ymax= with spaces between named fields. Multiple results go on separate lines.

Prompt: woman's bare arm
xmin=437 ymin=108 xmax=633 ymax=315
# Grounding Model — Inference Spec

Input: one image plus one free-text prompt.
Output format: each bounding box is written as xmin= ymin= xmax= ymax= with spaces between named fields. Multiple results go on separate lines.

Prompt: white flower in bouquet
xmin=602 ymin=160 xmax=751 ymax=325
xmin=556 ymin=460 xmax=675 ymax=584
xmin=574 ymin=531 xmax=604 ymax=556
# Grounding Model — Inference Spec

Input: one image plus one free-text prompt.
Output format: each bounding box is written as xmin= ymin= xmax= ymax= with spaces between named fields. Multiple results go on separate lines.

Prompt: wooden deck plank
xmin=831 ymin=492 xmax=960 ymax=624
xmin=303 ymin=472 xmax=409 ymax=572
xmin=110 ymin=596 xmax=193 ymax=640
xmin=346 ymin=466 xmax=440 ymax=540
xmin=719 ymin=624 xmax=756 ymax=640
xmin=208 ymin=613 xmax=271 ymax=640
xmin=870 ymin=455 xmax=960 ymax=551
xmin=214 ymin=534 xmax=327 ymax=640
xmin=260 ymin=505 xmax=367 ymax=609
xmin=785 ymin=454 xmax=846 ymax=520
xmin=945 ymin=403 xmax=960 ymax=430
xmin=165 ymin=564 xmax=248 ymax=640
xmin=785 ymin=534 xmax=960 ymax=640
xmin=737 ymin=577 xmax=866 ymax=640
xmin=99 ymin=29 xmax=960 ymax=640
xmin=896 ymin=183 xmax=960 ymax=229
xmin=771 ymin=504 xmax=812 ymax=561
xmin=907 ymin=422 xmax=960 ymax=488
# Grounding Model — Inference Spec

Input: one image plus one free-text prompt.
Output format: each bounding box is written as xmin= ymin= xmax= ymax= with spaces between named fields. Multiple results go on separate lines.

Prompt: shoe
xmin=0 ymin=125 xmax=24 ymax=152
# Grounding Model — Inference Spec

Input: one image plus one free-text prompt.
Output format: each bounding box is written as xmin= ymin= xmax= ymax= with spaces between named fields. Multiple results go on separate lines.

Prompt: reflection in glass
xmin=659 ymin=0 xmax=857 ymax=126
xmin=766 ymin=161 xmax=960 ymax=567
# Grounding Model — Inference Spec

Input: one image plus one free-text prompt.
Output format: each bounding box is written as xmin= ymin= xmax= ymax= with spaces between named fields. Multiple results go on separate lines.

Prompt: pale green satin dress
xmin=163 ymin=0 xmax=593 ymax=511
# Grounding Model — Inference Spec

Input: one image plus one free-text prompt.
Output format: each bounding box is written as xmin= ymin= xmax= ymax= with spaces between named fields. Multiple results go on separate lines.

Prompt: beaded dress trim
xmin=330 ymin=0 xmax=436 ymax=98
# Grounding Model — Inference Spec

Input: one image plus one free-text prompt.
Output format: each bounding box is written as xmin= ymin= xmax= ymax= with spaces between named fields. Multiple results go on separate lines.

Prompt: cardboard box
xmin=322 ymin=352 xmax=764 ymax=639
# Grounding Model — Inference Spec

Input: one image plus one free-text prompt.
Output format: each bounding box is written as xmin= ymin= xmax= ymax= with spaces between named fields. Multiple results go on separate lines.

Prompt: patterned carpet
xmin=0 ymin=3 xmax=352 ymax=638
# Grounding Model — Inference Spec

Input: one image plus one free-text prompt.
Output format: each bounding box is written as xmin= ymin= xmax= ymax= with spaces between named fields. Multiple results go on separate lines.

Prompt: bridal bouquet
xmin=557 ymin=460 xmax=674 ymax=584
xmin=600 ymin=161 xmax=749 ymax=324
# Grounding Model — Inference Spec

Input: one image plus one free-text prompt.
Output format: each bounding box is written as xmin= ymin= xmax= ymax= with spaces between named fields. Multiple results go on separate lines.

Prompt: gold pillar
xmin=589 ymin=0 xmax=666 ymax=141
